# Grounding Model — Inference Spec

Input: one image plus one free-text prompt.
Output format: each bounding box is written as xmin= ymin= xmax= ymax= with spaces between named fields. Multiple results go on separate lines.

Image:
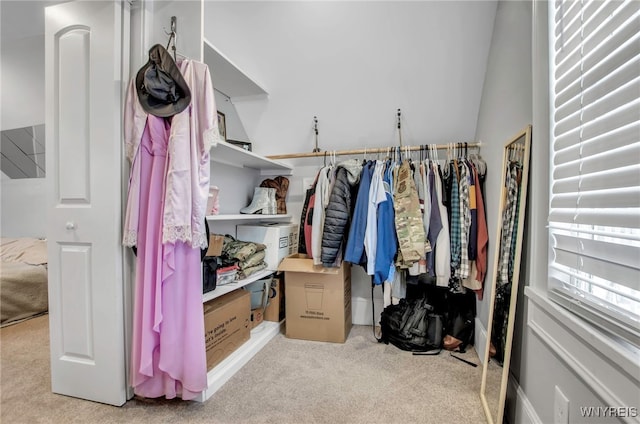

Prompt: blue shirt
xmin=344 ymin=161 xmax=374 ymax=266
xmin=374 ymin=167 xmax=398 ymax=285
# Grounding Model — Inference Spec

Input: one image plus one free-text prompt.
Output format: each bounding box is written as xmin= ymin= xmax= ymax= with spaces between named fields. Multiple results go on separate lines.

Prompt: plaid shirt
xmin=449 ymin=162 xmax=461 ymax=270
xmin=498 ymin=163 xmax=519 ymax=285
xmin=508 ymin=165 xmax=523 ymax=283
xmin=456 ymin=163 xmax=471 ymax=279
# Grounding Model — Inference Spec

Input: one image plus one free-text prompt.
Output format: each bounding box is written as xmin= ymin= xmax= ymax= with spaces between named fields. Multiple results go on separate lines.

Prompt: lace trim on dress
xmin=123 ymin=230 xmax=137 ymax=247
xmin=163 ymin=225 xmax=192 ymax=245
xmin=162 ymin=226 xmax=208 ymax=249
xmin=192 ymin=231 xmax=208 ymax=250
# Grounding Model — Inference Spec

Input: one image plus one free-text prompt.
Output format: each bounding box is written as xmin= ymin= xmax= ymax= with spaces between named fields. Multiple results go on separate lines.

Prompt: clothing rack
xmin=266 ymin=142 xmax=482 ymax=160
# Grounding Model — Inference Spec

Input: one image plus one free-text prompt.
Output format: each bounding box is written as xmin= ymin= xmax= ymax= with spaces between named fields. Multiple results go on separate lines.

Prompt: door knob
xmin=66 ymin=222 xmax=76 ymax=230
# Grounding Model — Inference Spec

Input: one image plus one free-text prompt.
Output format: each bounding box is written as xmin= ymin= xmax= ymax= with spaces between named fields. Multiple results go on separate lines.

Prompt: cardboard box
xmin=203 ymin=289 xmax=251 ymax=371
xmin=205 ymin=234 xmax=225 ymax=257
xmin=264 ymin=276 xmax=285 ymax=322
xmin=278 ymin=254 xmax=351 ymax=343
xmin=236 ymin=223 xmax=299 ymax=269
xmin=250 ymin=308 xmax=264 ymax=329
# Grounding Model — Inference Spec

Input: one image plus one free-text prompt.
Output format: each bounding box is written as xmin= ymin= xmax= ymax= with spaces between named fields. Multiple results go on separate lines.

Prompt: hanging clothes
xmin=447 ymin=162 xmax=461 ymax=272
xmin=365 ymin=161 xmax=387 ymax=275
xmin=433 ymin=163 xmax=451 ymax=287
xmin=298 ymin=172 xmax=319 ymax=255
xmin=373 ymin=162 xmax=398 ymax=285
xmin=344 ymin=161 xmax=374 ymax=266
xmin=425 ymin=162 xmax=443 ymax=277
xmin=456 ymin=162 xmax=471 ymax=280
xmin=321 ymin=159 xmax=362 ymax=267
xmin=418 ymin=160 xmax=435 ymax=274
xmin=393 ymin=160 xmax=426 ymax=267
xmin=474 ymin=164 xmax=489 ymax=288
xmin=498 ymin=161 xmax=520 ymax=286
xmin=311 ymin=166 xmax=333 ymax=265
xmin=124 ymin=55 xmax=220 ymax=400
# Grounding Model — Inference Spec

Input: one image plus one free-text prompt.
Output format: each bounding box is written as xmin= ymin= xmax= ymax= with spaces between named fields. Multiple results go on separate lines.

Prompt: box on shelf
xmin=203 ymin=289 xmax=251 ymax=371
xmin=205 ymin=234 xmax=225 ymax=257
xmin=236 ymin=223 xmax=299 ymax=270
xmin=250 ymin=308 xmax=264 ymax=329
xmin=278 ymin=254 xmax=351 ymax=343
xmin=264 ymin=275 xmax=285 ymax=322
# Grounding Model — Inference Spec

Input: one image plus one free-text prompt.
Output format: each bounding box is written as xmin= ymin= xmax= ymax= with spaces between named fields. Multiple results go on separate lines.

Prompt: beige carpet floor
xmin=1 ymin=315 xmax=489 ymax=423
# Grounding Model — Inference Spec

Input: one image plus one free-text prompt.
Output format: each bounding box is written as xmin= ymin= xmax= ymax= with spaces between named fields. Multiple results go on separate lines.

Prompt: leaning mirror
xmin=480 ymin=125 xmax=532 ymax=424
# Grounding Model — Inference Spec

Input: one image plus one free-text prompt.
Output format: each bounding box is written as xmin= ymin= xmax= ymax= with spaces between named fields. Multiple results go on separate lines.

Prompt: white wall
xmin=1 ymin=35 xmax=45 ymax=131
xmin=203 ymin=0 xmax=498 ymax=324
xmin=204 ymin=1 xmax=497 ymax=157
xmin=1 ymin=16 xmax=47 ymax=238
xmin=1 ymin=178 xmax=47 ymax=237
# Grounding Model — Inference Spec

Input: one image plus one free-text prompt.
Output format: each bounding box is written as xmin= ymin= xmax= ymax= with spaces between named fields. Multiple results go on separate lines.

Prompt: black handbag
xmin=202 ymin=256 xmax=221 ymax=294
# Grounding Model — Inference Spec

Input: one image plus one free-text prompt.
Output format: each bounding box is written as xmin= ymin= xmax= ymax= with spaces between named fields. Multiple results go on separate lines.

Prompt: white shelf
xmin=195 ymin=319 xmax=282 ymax=402
xmin=206 ymin=214 xmax=292 ymax=222
xmin=203 ymin=38 xmax=267 ymax=99
xmin=211 ymin=140 xmax=293 ymax=175
xmin=202 ymin=269 xmax=275 ymax=304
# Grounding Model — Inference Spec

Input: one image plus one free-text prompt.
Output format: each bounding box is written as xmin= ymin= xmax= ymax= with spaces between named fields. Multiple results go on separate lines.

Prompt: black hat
xmin=135 ymin=44 xmax=191 ymax=117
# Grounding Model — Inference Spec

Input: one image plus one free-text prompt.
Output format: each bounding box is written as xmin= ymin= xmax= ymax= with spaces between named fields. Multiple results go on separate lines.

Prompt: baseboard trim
xmin=507 ymin=375 xmax=543 ymax=424
xmin=475 ymin=317 xmax=488 ymax=364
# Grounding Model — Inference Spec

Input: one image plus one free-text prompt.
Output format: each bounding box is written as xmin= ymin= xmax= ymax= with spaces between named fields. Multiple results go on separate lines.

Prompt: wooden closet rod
xmin=266 ymin=142 xmax=482 ymax=160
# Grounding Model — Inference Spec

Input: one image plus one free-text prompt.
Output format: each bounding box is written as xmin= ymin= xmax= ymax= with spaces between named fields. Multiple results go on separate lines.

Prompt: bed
xmin=1 ymin=237 xmax=48 ymax=327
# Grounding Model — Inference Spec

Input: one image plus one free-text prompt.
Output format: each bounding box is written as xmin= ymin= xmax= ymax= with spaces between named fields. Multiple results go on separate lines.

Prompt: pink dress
xmin=130 ymin=115 xmax=206 ymax=400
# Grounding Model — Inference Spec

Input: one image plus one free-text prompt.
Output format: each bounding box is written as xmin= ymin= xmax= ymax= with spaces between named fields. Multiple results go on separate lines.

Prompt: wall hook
xmin=313 ymin=116 xmax=321 ymax=152
xmin=397 ymin=108 xmax=403 ymax=147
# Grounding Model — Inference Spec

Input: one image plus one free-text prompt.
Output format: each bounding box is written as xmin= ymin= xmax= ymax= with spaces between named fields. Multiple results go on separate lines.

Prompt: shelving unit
xmin=202 ymin=268 xmax=275 ymax=304
xmin=206 ymin=214 xmax=292 ymax=222
xmin=203 ymin=38 xmax=267 ymax=99
xmin=211 ymin=140 xmax=292 ymax=176
xmin=194 ymin=320 xmax=281 ymax=402
xmin=199 ymin=41 xmax=292 ymax=399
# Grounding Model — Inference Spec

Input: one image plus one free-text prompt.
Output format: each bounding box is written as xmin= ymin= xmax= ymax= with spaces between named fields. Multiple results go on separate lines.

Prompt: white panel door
xmin=45 ymin=0 xmax=129 ymax=406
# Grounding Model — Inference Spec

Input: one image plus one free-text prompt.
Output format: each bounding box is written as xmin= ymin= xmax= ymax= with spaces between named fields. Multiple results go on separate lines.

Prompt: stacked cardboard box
xmin=278 ymin=255 xmax=352 ymax=343
xmin=203 ymin=289 xmax=251 ymax=371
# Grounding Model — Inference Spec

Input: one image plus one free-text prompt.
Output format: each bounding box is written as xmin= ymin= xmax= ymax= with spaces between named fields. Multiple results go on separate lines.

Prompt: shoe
xmin=240 ymin=187 xmax=276 ymax=214
xmin=259 ymin=179 xmax=278 ymax=215
xmin=206 ymin=186 xmax=220 ymax=215
xmin=260 ymin=176 xmax=289 ymax=214
xmin=274 ymin=176 xmax=289 ymax=214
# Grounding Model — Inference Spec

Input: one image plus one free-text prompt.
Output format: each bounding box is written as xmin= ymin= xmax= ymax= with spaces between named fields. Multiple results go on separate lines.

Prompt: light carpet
xmin=1 ymin=315 xmax=487 ymax=423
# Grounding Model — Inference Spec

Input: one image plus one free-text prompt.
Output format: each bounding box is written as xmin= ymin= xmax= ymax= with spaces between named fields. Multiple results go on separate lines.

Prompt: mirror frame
xmin=479 ymin=125 xmax=532 ymax=424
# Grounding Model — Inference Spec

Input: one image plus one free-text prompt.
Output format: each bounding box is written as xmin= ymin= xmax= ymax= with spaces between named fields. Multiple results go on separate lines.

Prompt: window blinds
xmin=549 ymin=0 xmax=640 ymax=345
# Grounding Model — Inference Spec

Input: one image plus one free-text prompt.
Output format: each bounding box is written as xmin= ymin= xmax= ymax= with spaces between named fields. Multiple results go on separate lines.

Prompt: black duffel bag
xmin=379 ymin=295 xmax=444 ymax=354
